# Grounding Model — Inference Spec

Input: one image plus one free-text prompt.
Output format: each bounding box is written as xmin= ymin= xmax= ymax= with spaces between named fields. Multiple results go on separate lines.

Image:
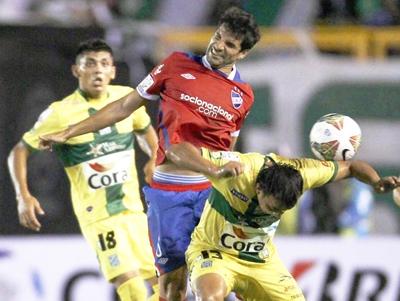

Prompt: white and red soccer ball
xmin=310 ymin=113 xmax=361 ymax=161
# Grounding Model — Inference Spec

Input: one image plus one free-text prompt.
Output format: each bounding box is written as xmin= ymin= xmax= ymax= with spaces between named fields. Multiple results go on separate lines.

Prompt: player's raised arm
xmin=166 ymin=142 xmax=244 ymax=178
xmin=39 ymin=90 xmax=146 ymax=149
xmin=334 ymin=160 xmax=400 ymax=193
xmin=393 ymin=187 xmax=400 ymax=206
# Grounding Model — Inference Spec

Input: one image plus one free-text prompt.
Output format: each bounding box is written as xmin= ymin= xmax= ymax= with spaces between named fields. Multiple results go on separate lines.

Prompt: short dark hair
xmin=256 ymin=164 xmax=303 ymax=210
xmin=218 ymin=6 xmax=260 ymax=51
xmin=76 ymin=38 xmax=113 ymax=59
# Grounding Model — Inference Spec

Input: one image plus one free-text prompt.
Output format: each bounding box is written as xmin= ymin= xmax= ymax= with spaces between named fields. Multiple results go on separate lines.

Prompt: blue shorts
xmin=143 ymin=186 xmax=211 ymax=275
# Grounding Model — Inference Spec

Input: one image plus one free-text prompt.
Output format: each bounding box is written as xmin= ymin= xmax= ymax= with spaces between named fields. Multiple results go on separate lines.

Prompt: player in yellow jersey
xmin=164 ymin=142 xmax=400 ymax=301
xmin=8 ymin=39 xmax=159 ymax=301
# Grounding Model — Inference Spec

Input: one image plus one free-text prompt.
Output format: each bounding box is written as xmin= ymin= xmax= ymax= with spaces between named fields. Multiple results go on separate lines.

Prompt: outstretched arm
xmin=393 ymin=187 xmax=400 ymax=206
xmin=165 ymin=142 xmax=244 ymax=178
xmin=39 ymin=90 xmax=147 ymax=149
xmin=135 ymin=125 xmax=158 ymax=184
xmin=8 ymin=142 xmax=45 ymax=231
xmin=334 ymin=160 xmax=400 ymax=193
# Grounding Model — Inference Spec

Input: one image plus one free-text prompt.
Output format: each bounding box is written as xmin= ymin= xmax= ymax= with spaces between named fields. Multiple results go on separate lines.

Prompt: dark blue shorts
xmin=143 ymin=186 xmax=211 ymax=275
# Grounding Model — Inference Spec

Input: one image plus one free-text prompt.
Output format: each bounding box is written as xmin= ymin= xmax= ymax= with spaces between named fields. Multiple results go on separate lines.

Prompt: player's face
xmin=256 ymin=186 xmax=285 ymax=219
xmin=205 ymin=24 xmax=249 ymax=73
xmin=72 ymin=51 xmax=115 ymax=98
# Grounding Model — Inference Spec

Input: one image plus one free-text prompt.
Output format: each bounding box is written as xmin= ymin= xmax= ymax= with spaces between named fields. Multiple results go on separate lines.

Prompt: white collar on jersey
xmin=201 ymin=55 xmax=237 ymax=80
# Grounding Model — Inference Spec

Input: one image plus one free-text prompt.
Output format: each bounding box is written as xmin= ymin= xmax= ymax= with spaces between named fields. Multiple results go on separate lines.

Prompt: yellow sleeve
xmin=131 ymin=106 xmax=151 ymax=132
xmin=200 ymin=148 xmax=241 ymax=167
xmin=299 ymin=159 xmax=337 ymax=191
xmin=268 ymin=153 xmax=337 ymax=191
xmin=22 ymin=103 xmax=64 ymax=150
xmin=201 ymin=148 xmax=265 ymax=180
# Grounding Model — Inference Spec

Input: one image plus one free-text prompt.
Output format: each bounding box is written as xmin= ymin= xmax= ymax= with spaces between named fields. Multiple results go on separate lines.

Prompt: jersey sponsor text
xmin=83 ymin=151 xmax=132 ymax=190
xmin=180 ymin=93 xmax=233 ymax=121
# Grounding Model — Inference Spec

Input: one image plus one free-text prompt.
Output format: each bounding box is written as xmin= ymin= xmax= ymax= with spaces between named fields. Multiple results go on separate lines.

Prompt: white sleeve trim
xmin=231 ymin=130 xmax=240 ymax=137
xmin=136 ymin=74 xmax=159 ymax=101
xmin=136 ymin=86 xmax=159 ymax=101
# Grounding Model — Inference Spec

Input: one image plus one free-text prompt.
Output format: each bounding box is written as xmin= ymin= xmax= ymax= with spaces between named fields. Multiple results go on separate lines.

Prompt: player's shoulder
xmin=232 ymin=71 xmax=253 ymax=93
xmin=47 ymin=99 xmax=63 ymax=110
xmin=224 ymin=151 xmax=265 ymax=178
xmin=168 ymin=51 xmax=189 ymax=59
xmin=266 ymin=153 xmax=298 ymax=168
xmin=164 ymin=51 xmax=198 ymax=64
xmin=202 ymin=148 xmax=237 ymax=159
xmin=240 ymin=152 xmax=265 ymax=167
xmin=160 ymin=51 xmax=183 ymax=63
xmin=107 ymin=85 xmax=133 ymax=99
xmin=56 ymin=89 xmax=86 ymax=106
xmin=267 ymin=153 xmax=334 ymax=171
xmin=241 ymin=151 xmax=265 ymax=160
xmin=203 ymin=149 xmax=263 ymax=163
xmin=50 ymin=92 xmax=76 ymax=111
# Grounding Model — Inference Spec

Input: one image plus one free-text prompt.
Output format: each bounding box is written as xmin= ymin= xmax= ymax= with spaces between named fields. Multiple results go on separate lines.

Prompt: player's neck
xmin=78 ymin=88 xmax=108 ymax=102
xmin=218 ymin=64 xmax=234 ymax=76
xmin=88 ymin=93 xmax=107 ymax=101
xmin=202 ymin=55 xmax=235 ymax=78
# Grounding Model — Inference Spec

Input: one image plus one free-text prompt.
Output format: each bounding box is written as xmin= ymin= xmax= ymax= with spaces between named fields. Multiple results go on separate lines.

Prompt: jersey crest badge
xmin=201 ymin=260 xmax=213 ymax=268
xmin=108 ymin=254 xmax=120 ymax=267
xmin=86 ymin=143 xmax=105 ymax=157
xmin=231 ymin=87 xmax=243 ymax=109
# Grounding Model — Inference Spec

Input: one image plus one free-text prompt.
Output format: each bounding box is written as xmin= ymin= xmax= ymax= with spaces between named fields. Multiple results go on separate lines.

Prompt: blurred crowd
xmin=318 ymin=0 xmax=400 ymax=26
xmin=0 ymin=0 xmax=400 ymax=28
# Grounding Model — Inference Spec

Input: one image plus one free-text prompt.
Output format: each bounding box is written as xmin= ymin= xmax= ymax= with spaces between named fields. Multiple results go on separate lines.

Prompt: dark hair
xmin=76 ymin=38 xmax=113 ymax=58
xmin=218 ymin=6 xmax=260 ymax=51
xmin=256 ymin=164 xmax=303 ymax=210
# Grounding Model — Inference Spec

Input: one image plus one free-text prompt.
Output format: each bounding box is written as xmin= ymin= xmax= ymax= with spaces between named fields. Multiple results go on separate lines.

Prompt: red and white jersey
xmin=137 ymin=52 xmax=254 ymax=165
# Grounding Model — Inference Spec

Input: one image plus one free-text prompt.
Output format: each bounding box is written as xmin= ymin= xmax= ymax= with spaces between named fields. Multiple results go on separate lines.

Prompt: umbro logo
xmin=181 ymin=73 xmax=196 ymax=79
xmin=230 ymin=188 xmax=249 ymax=202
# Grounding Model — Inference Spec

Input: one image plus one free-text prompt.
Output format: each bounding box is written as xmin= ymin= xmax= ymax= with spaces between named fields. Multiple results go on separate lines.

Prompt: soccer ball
xmin=309 ymin=113 xmax=361 ymax=161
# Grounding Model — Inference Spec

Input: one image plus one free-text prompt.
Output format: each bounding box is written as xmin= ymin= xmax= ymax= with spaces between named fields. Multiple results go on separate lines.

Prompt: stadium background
xmin=0 ymin=1 xmax=399 ymax=300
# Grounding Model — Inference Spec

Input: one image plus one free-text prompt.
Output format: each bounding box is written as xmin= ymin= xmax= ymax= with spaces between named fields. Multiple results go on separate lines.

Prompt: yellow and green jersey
xmin=191 ymin=149 xmax=338 ymax=263
xmin=23 ymin=85 xmax=151 ymax=226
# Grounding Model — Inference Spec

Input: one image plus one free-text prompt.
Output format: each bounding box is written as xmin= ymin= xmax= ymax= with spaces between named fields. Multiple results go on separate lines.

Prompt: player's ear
xmin=110 ymin=65 xmax=116 ymax=80
xmin=237 ymin=49 xmax=249 ymax=60
xmin=71 ymin=65 xmax=79 ymax=78
xmin=255 ymin=182 xmax=261 ymax=194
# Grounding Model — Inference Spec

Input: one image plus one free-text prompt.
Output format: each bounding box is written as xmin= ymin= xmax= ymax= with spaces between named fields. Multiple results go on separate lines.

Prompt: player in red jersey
xmin=40 ymin=7 xmax=260 ymax=301
xmin=138 ymin=51 xmax=255 ymax=166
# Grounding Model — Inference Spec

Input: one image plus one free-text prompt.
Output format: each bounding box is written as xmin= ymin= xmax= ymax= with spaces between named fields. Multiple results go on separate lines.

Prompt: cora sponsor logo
xmin=88 ymin=162 xmax=113 ymax=173
xmin=88 ymin=169 xmax=128 ymax=189
xmin=87 ymin=161 xmax=128 ymax=189
xmin=220 ymin=230 xmax=265 ymax=253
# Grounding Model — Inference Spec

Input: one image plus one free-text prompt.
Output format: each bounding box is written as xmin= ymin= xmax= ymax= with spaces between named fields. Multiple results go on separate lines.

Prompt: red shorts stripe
xmin=150 ymin=181 xmax=211 ymax=191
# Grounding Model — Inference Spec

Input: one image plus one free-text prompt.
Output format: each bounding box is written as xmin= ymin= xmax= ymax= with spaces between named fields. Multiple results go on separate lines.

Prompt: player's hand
xmin=17 ymin=195 xmax=45 ymax=232
xmin=373 ymin=176 xmax=400 ymax=193
xmin=144 ymin=158 xmax=156 ymax=184
xmin=39 ymin=130 xmax=69 ymax=150
xmin=215 ymin=161 xmax=244 ymax=178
